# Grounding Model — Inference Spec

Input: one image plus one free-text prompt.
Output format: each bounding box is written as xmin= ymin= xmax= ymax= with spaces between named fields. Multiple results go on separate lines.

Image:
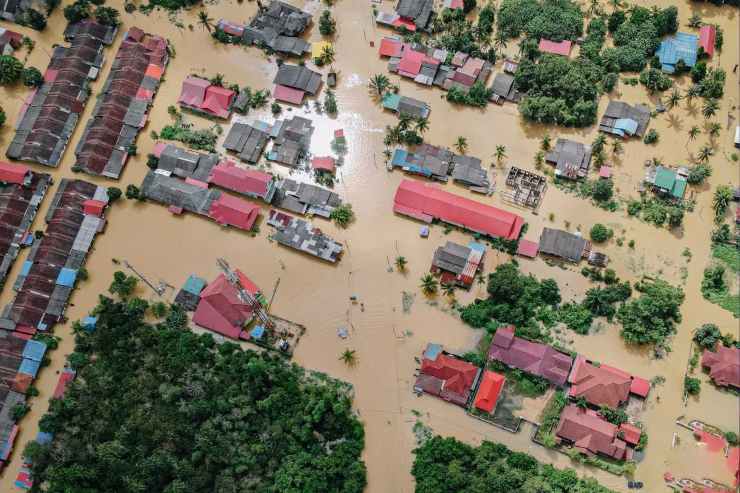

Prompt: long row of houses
xmin=390 ymin=144 xmax=491 ymax=193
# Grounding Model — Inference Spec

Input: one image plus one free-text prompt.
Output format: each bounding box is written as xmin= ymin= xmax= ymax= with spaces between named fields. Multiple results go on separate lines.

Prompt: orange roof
xmin=145 ymin=63 xmax=164 ymax=80
xmin=618 ymin=422 xmax=642 ymax=445
xmin=568 ymin=356 xmax=631 ymax=408
xmin=473 ymin=370 xmax=505 ymax=413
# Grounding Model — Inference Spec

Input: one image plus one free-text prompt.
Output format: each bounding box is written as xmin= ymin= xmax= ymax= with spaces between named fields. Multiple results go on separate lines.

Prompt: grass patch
xmin=488 ymin=360 xmax=550 ymax=398
xmin=712 ymin=243 xmax=740 ymax=273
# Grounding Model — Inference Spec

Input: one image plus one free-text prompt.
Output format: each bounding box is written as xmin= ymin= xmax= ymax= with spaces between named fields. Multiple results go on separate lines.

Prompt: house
xmin=74 ymin=28 xmax=168 ymax=178
xmin=395 ymin=0 xmax=434 ymax=31
xmin=699 ymin=25 xmax=716 ymax=58
xmin=6 ymin=22 xmax=115 ymax=167
xmin=178 ymin=75 xmax=235 ymax=119
xmin=516 ymin=239 xmax=539 ymax=259
xmin=701 ymin=345 xmax=740 ymax=389
xmin=267 ymin=210 xmax=343 ymax=262
xmin=216 ymin=19 xmax=245 ymax=37
xmin=223 ymin=122 xmax=270 ymax=163
xmin=473 ymin=370 xmax=505 ymax=414
xmin=538 ymin=228 xmax=590 ymax=263
xmin=451 ymin=155 xmax=490 ymax=192
xmin=430 ymin=241 xmax=485 ymax=288
xmin=241 ymin=1 xmax=311 ymax=56
xmin=393 ymin=179 xmax=524 ymax=240
xmin=538 ymin=38 xmax=572 ymax=56
xmin=0 ymin=161 xmax=31 ymax=186
xmin=311 ymin=156 xmax=336 ymax=173
xmin=192 ymin=270 xmax=261 ymax=339
xmin=644 ymin=165 xmax=688 ymax=200
xmin=140 ymin=170 xmax=220 ymax=215
xmin=489 ymin=73 xmax=521 ymax=104
xmin=487 ymin=325 xmax=574 ymax=386
xmin=378 ymin=36 xmax=404 ymax=57
xmin=268 ymin=116 xmax=314 ymax=166
xmin=154 ymin=143 xmax=219 ymax=182
xmin=208 ymin=194 xmax=261 ymax=232
xmin=555 ymin=405 xmax=632 ymax=461
xmin=273 ymin=64 xmax=322 ymax=104
xmin=207 ymin=160 xmax=276 ymax=203
xmin=618 ymin=423 xmax=642 ymax=446
xmin=0 ymin=27 xmax=21 ymax=55
xmin=545 ymin=139 xmax=592 ymax=180
xmin=414 ymin=343 xmax=481 ymax=407
xmin=656 ymin=32 xmax=699 ymax=73
xmin=271 ymin=179 xmax=341 ymax=218
xmin=568 ymin=355 xmax=650 ymax=408
xmin=599 ymin=101 xmax=651 ymax=138
xmin=382 ymin=93 xmax=431 ymax=119
xmin=502 ymin=59 xmax=519 ymax=74
xmin=174 ymin=274 xmax=206 ymax=311
xmin=390 ymin=146 xmax=451 ymax=182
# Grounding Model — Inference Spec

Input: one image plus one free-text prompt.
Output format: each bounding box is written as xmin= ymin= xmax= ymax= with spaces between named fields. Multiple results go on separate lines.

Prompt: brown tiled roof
xmin=556 ymin=405 xmax=630 ymax=460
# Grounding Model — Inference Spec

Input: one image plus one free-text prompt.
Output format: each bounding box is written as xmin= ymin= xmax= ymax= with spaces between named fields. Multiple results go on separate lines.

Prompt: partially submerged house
xmin=0 ymin=27 xmax=22 ymax=55
xmin=207 ymin=160 xmax=276 ymax=203
xmin=394 ymin=0 xmax=434 ymax=31
xmin=599 ymin=101 xmax=651 ymax=138
xmin=555 ymin=405 xmax=632 ymax=461
xmin=699 ymin=25 xmax=716 ymax=58
xmin=178 ymin=75 xmax=236 ymax=119
xmin=390 ymin=145 xmax=452 ymax=182
xmin=311 ymin=156 xmax=336 ymax=174
xmin=174 ymin=274 xmax=206 ymax=311
xmin=414 ymin=343 xmax=481 ymax=407
xmin=273 ymin=64 xmax=321 ymax=104
xmin=382 ymin=93 xmax=430 ymax=119
xmin=393 ymin=179 xmax=524 ymax=240
xmin=268 ymin=116 xmax=314 ymax=166
xmin=473 ymin=370 xmax=505 ymax=415
xmin=192 ymin=270 xmax=262 ymax=340
xmin=223 ymin=122 xmax=270 ymax=163
xmin=272 ymin=179 xmax=341 ymax=218
xmin=538 ymin=39 xmax=572 ymax=56
xmin=644 ymin=165 xmax=688 ymax=200
xmin=489 ymin=72 xmax=521 ymax=104
xmin=74 ymin=27 xmax=168 ymax=178
xmin=451 ymin=155 xmax=491 ymax=193
xmin=0 ymin=163 xmax=51 ymax=290
xmin=503 ymin=167 xmax=546 ymax=208
xmin=6 ymin=21 xmax=116 ymax=167
xmin=701 ymin=345 xmax=740 ymax=389
xmin=430 ymin=241 xmax=485 ymax=289
xmin=487 ymin=325 xmax=574 ymax=386
xmin=656 ymin=32 xmax=699 ymax=73
xmin=267 ymin=210 xmax=343 ymax=263
xmin=153 ymin=143 xmax=218 ymax=182
xmin=545 ymin=139 xmax=592 ymax=180
xmin=538 ymin=228 xmax=590 ymax=263
xmin=567 ymin=355 xmax=650 ymax=408
xmin=241 ymin=1 xmax=312 ymax=56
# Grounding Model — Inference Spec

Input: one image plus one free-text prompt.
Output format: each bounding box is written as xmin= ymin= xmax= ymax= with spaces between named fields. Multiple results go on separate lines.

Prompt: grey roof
xmin=269 ymin=116 xmax=314 ymax=166
xmin=223 ymin=122 xmax=270 ymax=163
xmin=489 ymin=73 xmax=521 ymax=102
xmin=451 ymin=155 xmax=489 ymax=189
xmin=538 ymin=228 xmax=588 ymax=262
xmin=251 ymin=1 xmax=312 ymax=37
xmin=544 ymin=139 xmax=592 ymax=180
xmin=274 ymin=64 xmax=322 ymax=94
xmin=140 ymin=170 xmax=220 ymax=214
xmin=432 ymin=241 xmax=471 ymax=275
xmin=272 ymin=179 xmax=341 ymax=218
xmin=271 ymin=36 xmax=310 ymax=56
xmin=396 ymin=0 xmax=434 ymax=30
xmin=599 ymin=101 xmax=651 ymax=137
xmin=398 ymin=96 xmax=431 ymax=119
xmin=268 ymin=211 xmax=342 ymax=262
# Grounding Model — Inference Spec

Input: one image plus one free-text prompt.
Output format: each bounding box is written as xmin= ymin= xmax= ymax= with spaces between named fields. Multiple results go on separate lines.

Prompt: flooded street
xmin=0 ymin=0 xmax=738 ymax=491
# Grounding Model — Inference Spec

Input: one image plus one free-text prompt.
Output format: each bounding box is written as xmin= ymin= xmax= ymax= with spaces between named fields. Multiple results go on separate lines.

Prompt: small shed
xmin=312 ymin=156 xmax=336 ymax=173
xmin=516 ymin=239 xmax=539 ymax=259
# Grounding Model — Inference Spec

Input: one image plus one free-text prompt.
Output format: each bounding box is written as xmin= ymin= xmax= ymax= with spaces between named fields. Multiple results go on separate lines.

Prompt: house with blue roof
xmin=656 ymin=32 xmax=699 ymax=73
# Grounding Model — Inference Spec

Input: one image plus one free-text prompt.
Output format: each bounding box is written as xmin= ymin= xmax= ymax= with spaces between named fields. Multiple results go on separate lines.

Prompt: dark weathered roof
xmin=545 ymin=139 xmax=591 ymax=180
xmin=432 ymin=241 xmax=471 ymax=275
xmin=396 ymin=0 xmax=434 ymax=29
xmin=223 ymin=122 xmax=270 ymax=163
xmin=140 ymin=170 xmax=219 ymax=214
xmin=599 ymin=101 xmax=651 ymax=137
xmin=274 ymin=64 xmax=322 ymax=94
xmin=451 ymin=155 xmax=489 ymax=188
xmin=397 ymin=96 xmax=430 ymax=119
xmin=538 ymin=227 xmax=587 ymax=262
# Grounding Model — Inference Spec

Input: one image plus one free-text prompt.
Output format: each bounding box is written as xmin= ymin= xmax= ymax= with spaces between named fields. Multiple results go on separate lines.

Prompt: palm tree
xmin=611 ymin=139 xmax=623 ymax=156
xmin=592 ymin=134 xmax=607 ymax=154
xmin=495 ymin=145 xmax=507 ymax=163
xmin=368 ymin=73 xmax=390 ymax=97
xmin=339 ymin=349 xmax=358 ymax=367
xmin=493 ymin=31 xmax=507 ymax=56
xmin=420 ymin=274 xmax=438 ymax=295
xmin=414 ymin=117 xmax=429 ymax=134
xmin=321 ymin=45 xmax=335 ymax=64
xmin=398 ymin=114 xmax=413 ymax=132
xmin=395 ymin=255 xmax=408 ymax=272
xmin=209 ymin=73 xmax=224 ymax=87
xmin=666 ymin=88 xmax=682 ymax=110
xmin=540 ymin=134 xmax=551 ymax=152
xmin=703 ymin=98 xmax=719 ymax=119
xmin=454 ymin=136 xmax=468 ymax=154
xmin=697 ymin=145 xmax=712 ymax=163
xmin=713 ymin=185 xmax=732 ymax=223
xmin=197 ymin=10 xmax=213 ymax=32
xmin=687 ymin=125 xmax=701 ymax=144
xmin=707 ymin=122 xmax=721 ymax=139
xmin=685 ymin=85 xmax=700 ymax=105
xmin=442 ymin=283 xmax=455 ymax=299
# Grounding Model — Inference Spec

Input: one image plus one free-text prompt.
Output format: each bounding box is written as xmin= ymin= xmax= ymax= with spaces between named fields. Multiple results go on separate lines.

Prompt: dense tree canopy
xmin=617 ymin=279 xmax=684 ymax=346
xmin=412 ymin=436 xmax=616 ymax=493
xmin=497 ymin=0 xmax=583 ymax=41
xmin=25 ymin=296 xmax=367 ymax=493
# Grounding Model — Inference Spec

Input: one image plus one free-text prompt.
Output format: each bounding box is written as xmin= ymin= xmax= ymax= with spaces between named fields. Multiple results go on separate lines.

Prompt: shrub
xmin=330 ymin=203 xmax=354 ymax=228
xmin=319 ymin=10 xmax=336 ymax=36
xmin=0 ymin=55 xmax=23 ymax=85
xmin=693 ymin=323 xmax=722 ymax=350
xmin=22 ymin=67 xmax=43 ymax=87
xmin=684 ymin=376 xmax=701 ymax=395
xmin=590 ymin=223 xmax=610 ymax=243
xmin=643 ymin=129 xmax=659 ymax=144
xmin=106 ymin=187 xmax=122 ymax=203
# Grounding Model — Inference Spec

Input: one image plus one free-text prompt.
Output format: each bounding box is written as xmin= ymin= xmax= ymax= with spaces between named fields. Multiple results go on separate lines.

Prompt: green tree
xmin=108 ymin=271 xmax=138 ymax=298
xmin=617 ymin=279 xmax=684 ymax=346
xmin=0 ymin=55 xmax=23 ymax=85
xmin=339 ymin=348 xmax=358 ymax=367
xmin=707 ymin=122 xmax=721 ymax=139
xmin=590 ymin=223 xmax=610 ymax=243
xmin=494 ymin=145 xmax=507 ymax=163
xmin=197 ymin=10 xmax=213 ymax=32
xmin=454 ymin=136 xmax=468 ymax=154
xmin=414 ymin=117 xmax=429 ymax=134
xmin=330 ymin=203 xmax=354 ymax=228
xmin=712 ymin=185 xmax=732 ymax=223
xmin=693 ymin=323 xmax=722 ymax=350
xmin=395 ymin=256 xmax=407 ymax=272
xmin=63 ymin=0 xmax=91 ymax=24
xmin=420 ymin=274 xmax=438 ymax=295
xmin=684 ymin=376 xmax=701 ymax=395
xmin=22 ymin=66 xmax=43 ymax=87
xmin=368 ymin=73 xmax=390 ymax=97
xmin=665 ymin=88 xmax=681 ymax=110
xmin=106 ymin=187 xmax=122 ymax=203
xmin=319 ymin=9 xmax=336 ymax=36
xmin=94 ymin=6 xmax=119 ymax=26
xmin=540 ymin=134 xmax=551 ymax=152
xmin=687 ymin=125 xmax=700 ymax=145
xmin=125 ymin=184 xmax=141 ymax=200
xmin=697 ymin=145 xmax=712 ymax=163
xmin=687 ymin=13 xmax=702 ymax=28
xmin=702 ymin=98 xmax=719 ymax=119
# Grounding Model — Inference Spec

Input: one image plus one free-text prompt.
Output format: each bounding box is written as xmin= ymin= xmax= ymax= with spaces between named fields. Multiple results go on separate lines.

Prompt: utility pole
xmin=267 ymin=277 xmax=281 ymax=314
xmin=122 ymin=260 xmax=165 ymax=296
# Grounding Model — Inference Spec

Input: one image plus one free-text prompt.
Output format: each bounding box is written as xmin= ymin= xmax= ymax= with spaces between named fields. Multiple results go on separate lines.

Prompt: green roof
xmin=382 ymin=93 xmax=401 ymax=111
xmin=654 ymin=167 xmax=676 ymax=190
xmin=672 ymin=177 xmax=687 ymax=199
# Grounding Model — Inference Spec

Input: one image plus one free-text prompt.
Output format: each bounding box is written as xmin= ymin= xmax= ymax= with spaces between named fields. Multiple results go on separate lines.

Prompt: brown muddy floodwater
xmin=0 ymin=0 xmax=738 ymax=491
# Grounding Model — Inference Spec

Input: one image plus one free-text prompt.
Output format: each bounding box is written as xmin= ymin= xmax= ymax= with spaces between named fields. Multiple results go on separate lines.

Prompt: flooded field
xmin=0 ymin=0 xmax=738 ymax=491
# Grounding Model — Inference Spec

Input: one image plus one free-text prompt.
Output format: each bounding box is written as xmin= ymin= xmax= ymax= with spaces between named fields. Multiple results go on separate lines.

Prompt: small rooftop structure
xmin=701 ymin=345 xmax=740 ymax=389
xmin=395 ymin=0 xmax=434 ymax=31
xmin=473 ymin=370 xmax=505 ymax=414
xmin=699 ymin=25 xmax=716 ymax=58
xmin=487 ymin=325 xmax=573 ymax=386
xmin=178 ymin=75 xmax=235 ymax=119
xmin=393 ymin=179 xmax=524 ymax=240
xmin=430 ymin=241 xmax=485 ymax=289
xmin=192 ymin=270 xmax=261 ymax=339
xmin=267 ymin=210 xmax=343 ymax=262
xmin=223 ymin=122 xmax=270 ymax=163
xmin=599 ymin=101 xmax=651 ymax=138
xmin=414 ymin=343 xmax=481 ymax=407
xmin=174 ymin=274 xmax=206 ymax=310
xmin=545 ymin=139 xmax=592 ymax=180
xmin=489 ymin=72 xmax=521 ymax=104
xmin=555 ymin=405 xmax=631 ymax=461
xmin=656 ymin=32 xmax=699 ymax=73
xmin=242 ymin=1 xmax=312 ymax=56
xmin=618 ymin=423 xmax=642 ymax=446
xmin=382 ymin=93 xmax=431 ymax=119
xmin=0 ymin=161 xmax=31 ymax=186
xmin=0 ymin=28 xmax=22 ymax=55
xmin=644 ymin=165 xmax=688 ymax=200
xmin=538 ymin=228 xmax=590 ymax=263
xmin=538 ymin=39 xmax=572 ymax=56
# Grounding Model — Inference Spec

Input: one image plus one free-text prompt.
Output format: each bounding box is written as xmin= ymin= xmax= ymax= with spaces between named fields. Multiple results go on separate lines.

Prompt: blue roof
xmin=250 ymin=325 xmax=266 ymax=340
xmin=19 ymin=358 xmax=41 ymax=378
xmin=82 ymin=316 xmax=98 ymax=331
xmin=35 ymin=431 xmax=53 ymax=445
xmin=423 ymin=343 xmax=443 ymax=361
xmin=656 ymin=32 xmax=699 ymax=72
xmin=22 ymin=340 xmax=47 ymax=362
xmin=420 ymin=226 xmax=430 ymax=237
xmin=382 ymin=93 xmax=401 ymax=111
xmin=20 ymin=260 xmax=32 ymax=277
xmin=614 ymin=118 xmax=638 ymax=136
xmin=468 ymin=241 xmax=486 ymax=253
xmin=55 ymin=267 xmax=77 ymax=287
xmin=183 ymin=275 xmax=206 ymax=295
xmin=405 ymin=164 xmax=433 ymax=177
xmin=391 ymin=148 xmax=408 ymax=167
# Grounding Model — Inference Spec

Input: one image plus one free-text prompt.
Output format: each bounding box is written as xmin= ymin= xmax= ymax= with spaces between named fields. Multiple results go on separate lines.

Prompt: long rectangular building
xmin=393 ymin=179 xmax=523 ymax=240
xmin=74 ymin=27 xmax=168 ymax=178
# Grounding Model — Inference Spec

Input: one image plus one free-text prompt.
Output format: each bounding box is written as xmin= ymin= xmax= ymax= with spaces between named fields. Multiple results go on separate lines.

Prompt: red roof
xmin=178 ymin=75 xmax=210 ymax=106
xmin=416 ymin=351 xmax=479 ymax=407
xmin=487 ymin=325 xmax=573 ymax=385
xmin=52 ymin=369 xmax=75 ymax=399
xmin=379 ymin=37 xmax=403 ymax=58
xmin=538 ymin=39 xmax=572 ymax=56
xmin=192 ymin=270 xmax=260 ymax=339
xmin=699 ymin=25 xmax=716 ymax=58
xmin=516 ymin=239 xmax=539 ymax=258
xmin=82 ymin=199 xmax=106 ymax=217
xmin=201 ymin=85 xmax=235 ymax=119
xmin=702 ymin=345 xmax=740 ymax=389
xmin=311 ymin=156 xmax=336 ymax=173
xmin=273 ymin=84 xmax=306 ymax=105
xmin=394 ymin=179 xmax=524 ymax=240
xmin=629 ymin=376 xmax=650 ymax=398
xmin=0 ymin=161 xmax=30 ymax=185
xmin=618 ymin=422 xmax=642 ymax=445
xmin=208 ymin=194 xmax=261 ymax=231
xmin=398 ymin=49 xmax=425 ymax=76
xmin=556 ymin=405 xmax=630 ymax=460
xmin=208 ymin=161 xmax=272 ymax=198
xmin=392 ymin=17 xmax=416 ymax=31
xmin=599 ymin=166 xmax=612 ymax=178
xmin=568 ymin=356 xmax=631 ymax=408
xmin=473 ymin=370 xmax=505 ymax=413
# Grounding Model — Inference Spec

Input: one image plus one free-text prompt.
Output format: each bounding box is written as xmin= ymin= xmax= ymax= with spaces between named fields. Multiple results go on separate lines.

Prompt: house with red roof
xmin=0 ymin=162 xmax=31 ymax=186
xmin=208 ymin=160 xmax=276 ymax=203
xmin=699 ymin=25 xmax=716 ymax=58
xmin=208 ymin=194 xmax=261 ymax=232
xmin=617 ymin=422 xmax=642 ymax=446
xmin=414 ymin=343 xmax=480 ymax=407
xmin=568 ymin=355 xmax=649 ymax=408
xmin=192 ymin=270 xmax=261 ymax=339
xmin=701 ymin=345 xmax=740 ymax=389
xmin=178 ymin=75 xmax=235 ymax=119
xmin=393 ymin=179 xmax=524 ymax=240
xmin=311 ymin=156 xmax=336 ymax=174
xmin=538 ymin=39 xmax=572 ymax=56
xmin=487 ymin=325 xmax=573 ymax=386
xmin=378 ymin=37 xmax=404 ymax=58
xmin=555 ymin=405 xmax=632 ymax=461
xmin=0 ymin=28 xmax=22 ymax=55
xmin=473 ymin=370 xmax=505 ymax=414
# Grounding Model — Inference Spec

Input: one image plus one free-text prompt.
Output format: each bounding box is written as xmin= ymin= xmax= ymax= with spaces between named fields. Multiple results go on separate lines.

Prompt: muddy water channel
xmin=0 ymin=0 xmax=738 ymax=491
